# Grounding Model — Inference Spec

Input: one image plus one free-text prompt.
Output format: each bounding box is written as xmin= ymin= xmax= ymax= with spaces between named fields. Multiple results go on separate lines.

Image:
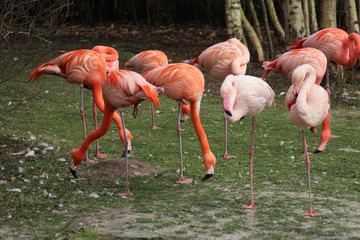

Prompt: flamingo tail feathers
xmin=142 ymin=85 xmax=161 ymax=108
xmin=28 ymin=63 xmax=47 ymax=83
xmin=286 ymin=39 xmax=306 ymax=51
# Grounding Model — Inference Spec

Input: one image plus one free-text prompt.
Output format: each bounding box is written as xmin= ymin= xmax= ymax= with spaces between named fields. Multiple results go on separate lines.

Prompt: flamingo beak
xmin=202 ymin=166 xmax=214 ymax=181
xmin=157 ymin=87 xmax=165 ymax=95
xmin=70 ymin=162 xmax=78 ymax=178
xmin=223 ymin=96 xmax=232 ymax=116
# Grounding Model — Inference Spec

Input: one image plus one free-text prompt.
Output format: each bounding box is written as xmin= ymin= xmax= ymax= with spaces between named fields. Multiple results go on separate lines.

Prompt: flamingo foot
xmin=117 ymin=190 xmax=133 ymax=197
xmin=223 ymin=153 xmax=236 ymax=159
xmin=178 ymin=177 xmax=193 ymax=184
xmin=304 ymin=209 xmax=319 ymax=217
xmin=152 ymin=126 xmax=161 ymax=130
xmin=84 ymin=158 xmax=96 ymax=163
xmin=95 ymin=153 xmax=107 ymax=158
xmin=243 ymin=203 xmax=257 ymax=210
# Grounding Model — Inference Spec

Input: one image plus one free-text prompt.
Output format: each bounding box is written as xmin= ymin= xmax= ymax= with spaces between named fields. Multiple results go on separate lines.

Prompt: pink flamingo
xmin=125 ymin=50 xmax=191 ymax=128
xmin=28 ymin=47 xmax=131 ymax=163
xmin=71 ymin=70 xmax=164 ymax=196
xmin=142 ymin=63 xmax=217 ymax=183
xmin=285 ymin=64 xmax=329 ymax=216
xmin=262 ymin=47 xmax=333 ymax=153
xmin=221 ymin=74 xmax=275 ymax=210
xmin=187 ymin=38 xmax=250 ymax=158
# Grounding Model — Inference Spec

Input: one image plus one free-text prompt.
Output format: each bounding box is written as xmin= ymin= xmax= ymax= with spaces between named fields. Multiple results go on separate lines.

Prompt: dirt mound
xmin=78 ymin=159 xmax=165 ymax=180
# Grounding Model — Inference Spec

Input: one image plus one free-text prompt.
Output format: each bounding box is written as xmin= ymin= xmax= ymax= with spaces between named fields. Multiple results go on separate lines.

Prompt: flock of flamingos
xmin=28 ymin=28 xmax=360 ymax=217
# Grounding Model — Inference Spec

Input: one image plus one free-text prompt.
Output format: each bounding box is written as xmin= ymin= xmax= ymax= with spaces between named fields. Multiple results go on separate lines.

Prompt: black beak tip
xmin=70 ymin=167 xmax=78 ymax=178
xmin=121 ymin=150 xmax=131 ymax=158
xmin=225 ymin=110 xmax=232 ymax=117
xmin=202 ymin=174 xmax=214 ymax=181
xmin=313 ymin=149 xmax=323 ymax=154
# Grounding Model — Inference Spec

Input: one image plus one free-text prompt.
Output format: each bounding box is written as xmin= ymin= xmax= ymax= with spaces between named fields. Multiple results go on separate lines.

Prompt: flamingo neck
xmin=190 ymin=100 xmax=211 ymax=154
xmin=344 ymin=33 xmax=360 ymax=66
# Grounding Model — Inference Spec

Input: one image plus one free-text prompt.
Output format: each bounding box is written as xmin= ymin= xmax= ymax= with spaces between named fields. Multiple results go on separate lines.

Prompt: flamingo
xmin=125 ymin=50 xmax=190 ymax=128
xmin=285 ymin=64 xmax=329 ymax=216
xmin=262 ymin=47 xmax=332 ymax=153
xmin=141 ymin=63 xmax=217 ymax=183
xmin=187 ymin=38 xmax=250 ymax=159
xmin=220 ymin=74 xmax=275 ymax=210
xmin=71 ymin=70 xmax=164 ymax=196
xmin=28 ymin=47 xmax=132 ymax=163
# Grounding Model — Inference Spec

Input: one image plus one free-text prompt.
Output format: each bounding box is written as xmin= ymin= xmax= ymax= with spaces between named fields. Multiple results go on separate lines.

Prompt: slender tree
xmin=344 ymin=0 xmax=360 ymax=33
xmin=265 ymin=0 xmax=285 ymax=41
xmin=319 ymin=0 xmax=337 ymax=28
xmin=283 ymin=0 xmax=306 ymax=43
xmin=225 ymin=0 xmax=246 ymax=43
xmin=309 ymin=0 xmax=318 ymax=33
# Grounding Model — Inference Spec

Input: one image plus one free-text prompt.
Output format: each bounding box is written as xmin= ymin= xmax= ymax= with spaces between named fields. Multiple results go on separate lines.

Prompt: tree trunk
xmin=308 ymin=0 xmax=318 ymax=33
xmin=302 ymin=0 xmax=310 ymax=36
xmin=225 ymin=0 xmax=246 ymax=44
xmin=319 ymin=0 xmax=337 ymax=28
xmin=247 ymin=0 xmax=263 ymax=42
xmin=283 ymin=0 xmax=306 ymax=43
xmin=344 ymin=0 xmax=360 ymax=33
xmin=260 ymin=0 xmax=274 ymax=59
xmin=240 ymin=5 xmax=264 ymax=62
xmin=265 ymin=0 xmax=285 ymax=41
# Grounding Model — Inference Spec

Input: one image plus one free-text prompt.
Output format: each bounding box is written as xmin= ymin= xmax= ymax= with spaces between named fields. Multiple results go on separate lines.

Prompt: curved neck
xmin=190 ymin=100 xmax=211 ymax=155
xmin=343 ymin=33 xmax=360 ymax=66
xmin=296 ymin=70 xmax=316 ymax=112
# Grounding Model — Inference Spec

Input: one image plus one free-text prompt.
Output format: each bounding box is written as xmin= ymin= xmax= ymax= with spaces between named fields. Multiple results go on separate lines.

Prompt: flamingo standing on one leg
xmin=187 ymin=38 xmax=250 ymax=159
xmin=28 ymin=48 xmax=132 ymax=162
xmin=285 ymin=64 xmax=330 ymax=216
xmin=220 ymin=74 xmax=275 ymax=210
xmin=71 ymin=70 xmax=164 ymax=196
xmin=125 ymin=50 xmax=190 ymax=128
xmin=141 ymin=63 xmax=217 ymax=183
xmin=262 ymin=47 xmax=332 ymax=153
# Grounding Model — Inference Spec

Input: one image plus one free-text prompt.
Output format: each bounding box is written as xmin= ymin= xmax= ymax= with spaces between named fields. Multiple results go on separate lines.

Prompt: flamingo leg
xmin=93 ymin=100 xmax=107 ymax=158
xmin=177 ymin=103 xmax=193 ymax=184
xmin=302 ymin=130 xmax=319 ymax=216
xmin=151 ymin=102 xmax=161 ymax=130
xmin=243 ymin=117 xmax=257 ymax=210
xmin=117 ymin=110 xmax=133 ymax=197
xmin=79 ymin=86 xmax=95 ymax=163
xmin=223 ymin=114 xmax=236 ymax=159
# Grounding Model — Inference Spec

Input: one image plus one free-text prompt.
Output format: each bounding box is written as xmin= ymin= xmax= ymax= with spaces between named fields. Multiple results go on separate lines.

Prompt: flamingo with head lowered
xmin=187 ymin=38 xmax=250 ymax=159
xmin=220 ymin=74 xmax=275 ymax=210
xmin=142 ymin=63 xmax=216 ymax=183
xmin=126 ymin=50 xmax=191 ymax=128
xmin=71 ymin=69 xmax=164 ymax=196
xmin=28 ymin=46 xmax=133 ymax=162
xmin=285 ymin=64 xmax=330 ymax=216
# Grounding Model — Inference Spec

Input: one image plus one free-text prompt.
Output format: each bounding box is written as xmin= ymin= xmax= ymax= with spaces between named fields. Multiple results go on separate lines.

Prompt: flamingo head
xmin=202 ymin=152 xmax=216 ymax=181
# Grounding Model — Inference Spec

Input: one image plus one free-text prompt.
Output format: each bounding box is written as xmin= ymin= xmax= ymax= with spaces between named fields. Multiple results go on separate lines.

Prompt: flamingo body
xmin=125 ymin=50 xmax=168 ymax=73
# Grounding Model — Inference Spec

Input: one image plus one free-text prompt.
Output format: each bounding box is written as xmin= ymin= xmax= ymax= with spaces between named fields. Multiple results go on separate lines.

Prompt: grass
xmin=1 ymin=39 xmax=360 ymax=239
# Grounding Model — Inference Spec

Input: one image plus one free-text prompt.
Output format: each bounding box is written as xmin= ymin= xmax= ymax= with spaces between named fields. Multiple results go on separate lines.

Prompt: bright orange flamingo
xmin=71 ymin=70 xmax=163 ymax=196
xmin=28 ymin=47 xmax=131 ymax=163
xmin=125 ymin=50 xmax=190 ymax=128
xmin=187 ymin=38 xmax=250 ymax=158
xmin=142 ymin=63 xmax=217 ymax=183
xmin=221 ymin=74 xmax=275 ymax=210
xmin=285 ymin=64 xmax=329 ymax=216
xmin=262 ymin=47 xmax=333 ymax=153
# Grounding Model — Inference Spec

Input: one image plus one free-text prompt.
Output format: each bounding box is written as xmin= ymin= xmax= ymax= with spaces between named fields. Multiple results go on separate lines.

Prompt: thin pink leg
xmin=117 ymin=110 xmax=133 ymax=197
xmin=79 ymin=87 xmax=95 ymax=163
xmin=302 ymin=130 xmax=319 ymax=216
xmin=93 ymin=100 xmax=107 ymax=158
xmin=177 ymin=103 xmax=193 ymax=184
xmin=324 ymin=65 xmax=340 ymax=139
xmin=151 ymin=102 xmax=161 ymax=130
xmin=243 ymin=117 xmax=257 ymax=210
xmin=223 ymin=114 xmax=236 ymax=159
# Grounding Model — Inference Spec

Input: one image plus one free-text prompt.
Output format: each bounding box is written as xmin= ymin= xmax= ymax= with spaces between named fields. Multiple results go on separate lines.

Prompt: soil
xmin=78 ymin=159 xmax=165 ymax=180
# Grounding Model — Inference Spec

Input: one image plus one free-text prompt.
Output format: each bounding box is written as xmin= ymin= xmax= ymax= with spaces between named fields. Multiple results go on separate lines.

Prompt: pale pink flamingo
xmin=262 ymin=47 xmax=333 ymax=153
xmin=28 ymin=47 xmax=131 ymax=163
xmin=187 ymin=38 xmax=250 ymax=159
xmin=221 ymin=74 xmax=275 ymax=210
xmin=285 ymin=64 xmax=329 ymax=216
xmin=71 ymin=70 xmax=163 ymax=196
xmin=141 ymin=63 xmax=217 ymax=183
xmin=125 ymin=50 xmax=190 ymax=128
